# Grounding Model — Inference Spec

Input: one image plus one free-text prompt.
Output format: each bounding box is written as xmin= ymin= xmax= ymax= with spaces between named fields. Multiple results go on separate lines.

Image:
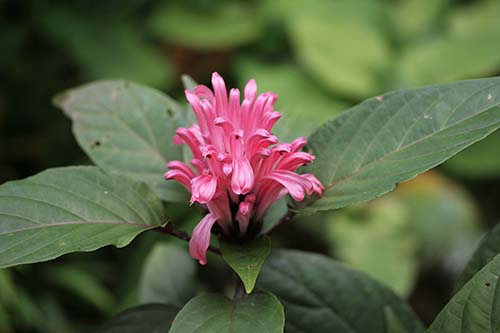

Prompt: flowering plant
xmin=1 ymin=71 xmax=500 ymax=333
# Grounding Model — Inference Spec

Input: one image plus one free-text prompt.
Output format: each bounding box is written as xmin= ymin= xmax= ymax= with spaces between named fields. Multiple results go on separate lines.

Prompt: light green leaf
xmin=54 ymin=80 xmax=188 ymax=202
xmin=458 ymin=223 xmax=500 ymax=288
xmin=428 ymin=253 xmax=500 ymax=333
xmin=0 ymin=166 xmax=164 ymax=268
xmin=447 ymin=0 xmax=500 ymax=36
xmin=303 ymin=77 xmax=500 ymax=213
xmin=139 ymin=243 xmax=197 ymax=307
xmin=148 ymin=3 xmax=262 ymax=49
xmin=169 ymin=292 xmax=284 ymax=333
xmin=327 ymin=197 xmax=418 ymax=296
xmin=287 ymin=1 xmax=390 ymax=98
xmin=444 ymin=130 xmax=500 ymax=178
xmin=390 ymin=0 xmax=448 ymax=42
xmin=258 ymin=250 xmax=423 ymax=333
xmin=99 ymin=304 xmax=178 ymax=333
xmin=220 ymin=237 xmax=271 ymax=294
xmin=396 ymin=172 xmax=481 ymax=267
xmin=40 ymin=7 xmax=172 ymax=87
xmin=396 ymin=33 xmax=500 ymax=88
xmin=237 ymin=60 xmax=348 ymax=141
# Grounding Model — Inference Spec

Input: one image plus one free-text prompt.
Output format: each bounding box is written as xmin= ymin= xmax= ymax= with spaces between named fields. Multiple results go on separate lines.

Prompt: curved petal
xmin=231 ymin=158 xmax=255 ymax=195
xmin=189 ymin=213 xmax=218 ymax=265
xmin=190 ymin=174 xmax=217 ymax=204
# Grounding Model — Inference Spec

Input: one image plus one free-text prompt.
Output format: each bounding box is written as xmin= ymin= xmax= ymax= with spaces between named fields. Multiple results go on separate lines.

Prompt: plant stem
xmin=154 ymin=225 xmax=222 ymax=255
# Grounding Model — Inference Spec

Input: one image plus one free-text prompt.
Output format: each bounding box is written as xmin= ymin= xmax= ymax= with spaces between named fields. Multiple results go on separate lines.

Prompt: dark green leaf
xmin=258 ymin=250 xmax=424 ymax=333
xmin=139 ymin=243 xmax=197 ymax=307
xmin=170 ymin=292 xmax=284 ymax=333
xmin=458 ymin=223 xmax=500 ymax=288
xmin=54 ymin=80 xmax=188 ymax=202
xmin=0 ymin=167 xmax=164 ymax=268
xmin=99 ymin=304 xmax=178 ymax=333
xmin=40 ymin=7 xmax=172 ymax=87
xmin=304 ymin=77 xmax=500 ymax=213
xmin=428 ymin=253 xmax=500 ymax=333
xmin=220 ymin=237 xmax=271 ymax=293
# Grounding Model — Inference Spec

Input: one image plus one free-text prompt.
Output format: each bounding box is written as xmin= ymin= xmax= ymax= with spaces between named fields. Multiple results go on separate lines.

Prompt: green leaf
xmin=327 ymin=197 xmax=418 ymax=296
xmin=444 ymin=130 xmax=500 ymax=178
xmin=169 ymin=292 xmax=284 ymax=333
xmin=428 ymin=253 xmax=500 ymax=333
xmin=237 ymin=60 xmax=348 ymax=141
xmin=303 ymin=77 xmax=500 ymax=213
xmin=40 ymin=7 xmax=172 ymax=87
xmin=395 ymin=32 xmax=500 ymax=88
xmin=46 ymin=265 xmax=115 ymax=313
xmin=447 ymin=0 xmax=500 ymax=36
xmin=0 ymin=166 xmax=164 ymax=268
xmin=396 ymin=172 xmax=481 ymax=266
xmin=139 ymin=243 xmax=197 ymax=307
xmin=54 ymin=80 xmax=188 ymax=202
xmin=220 ymin=237 xmax=271 ymax=294
xmin=287 ymin=1 xmax=390 ymax=98
xmin=99 ymin=304 xmax=179 ymax=333
xmin=258 ymin=250 xmax=424 ymax=333
xmin=261 ymin=198 xmax=288 ymax=235
xmin=148 ymin=3 xmax=262 ymax=49
xmin=390 ymin=0 xmax=448 ymax=42
xmin=458 ymin=223 xmax=500 ymax=288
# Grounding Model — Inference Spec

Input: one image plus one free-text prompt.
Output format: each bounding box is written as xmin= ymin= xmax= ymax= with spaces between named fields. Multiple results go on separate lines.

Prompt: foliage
xmin=2 ymin=0 xmax=500 ymax=332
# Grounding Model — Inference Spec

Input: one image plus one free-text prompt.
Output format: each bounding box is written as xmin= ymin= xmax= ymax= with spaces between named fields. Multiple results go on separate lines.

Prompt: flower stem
xmin=153 ymin=224 xmax=222 ymax=255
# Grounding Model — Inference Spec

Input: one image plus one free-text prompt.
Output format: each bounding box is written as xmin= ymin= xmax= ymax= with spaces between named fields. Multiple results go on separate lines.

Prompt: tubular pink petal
xmin=212 ymin=72 xmax=228 ymax=117
xmin=167 ymin=160 xmax=195 ymax=178
xmin=190 ymin=174 xmax=217 ymax=204
xmin=231 ymin=158 xmax=254 ymax=195
xmin=164 ymin=72 xmax=323 ymax=240
xmin=163 ymin=170 xmax=191 ymax=190
xmin=193 ymin=85 xmax=214 ymax=100
xmin=189 ymin=213 xmax=218 ymax=265
xmin=264 ymin=170 xmax=311 ymax=201
xmin=244 ymin=79 xmax=257 ymax=101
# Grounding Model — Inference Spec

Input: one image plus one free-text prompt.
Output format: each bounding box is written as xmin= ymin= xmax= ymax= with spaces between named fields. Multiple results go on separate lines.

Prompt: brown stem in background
xmin=154 ymin=224 xmax=222 ymax=255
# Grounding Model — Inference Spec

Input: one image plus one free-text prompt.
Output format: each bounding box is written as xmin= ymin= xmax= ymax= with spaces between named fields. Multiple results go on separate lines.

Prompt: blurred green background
xmin=1 ymin=0 xmax=500 ymax=331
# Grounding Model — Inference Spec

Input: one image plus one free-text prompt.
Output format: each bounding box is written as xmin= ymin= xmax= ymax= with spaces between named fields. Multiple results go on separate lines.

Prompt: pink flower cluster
xmin=164 ymin=73 xmax=323 ymax=264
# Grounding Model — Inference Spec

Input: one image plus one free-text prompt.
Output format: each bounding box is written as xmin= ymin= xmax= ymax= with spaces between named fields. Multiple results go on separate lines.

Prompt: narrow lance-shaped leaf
xmin=169 ymin=292 xmax=284 ymax=333
xmin=0 ymin=167 xmax=165 ymax=268
xmin=54 ymin=80 xmax=189 ymax=202
xmin=303 ymin=77 xmax=500 ymax=213
xmin=220 ymin=236 xmax=271 ymax=294
xmin=428 ymin=253 xmax=500 ymax=333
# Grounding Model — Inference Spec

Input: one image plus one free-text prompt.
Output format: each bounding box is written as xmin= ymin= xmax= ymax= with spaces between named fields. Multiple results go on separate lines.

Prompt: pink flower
xmin=164 ymin=72 xmax=323 ymax=264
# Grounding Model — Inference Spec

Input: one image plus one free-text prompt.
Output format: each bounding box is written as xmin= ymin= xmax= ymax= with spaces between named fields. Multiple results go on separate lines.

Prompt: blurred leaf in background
xmin=148 ymin=2 xmax=263 ymax=50
xmin=327 ymin=197 xmax=418 ymax=296
xmin=236 ymin=59 xmax=348 ymax=140
xmin=283 ymin=0 xmax=391 ymax=99
xmin=38 ymin=6 xmax=173 ymax=88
